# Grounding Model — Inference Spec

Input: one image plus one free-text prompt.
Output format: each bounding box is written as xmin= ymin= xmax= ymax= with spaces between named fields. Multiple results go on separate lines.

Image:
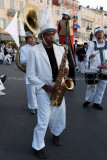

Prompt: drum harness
xmin=94 ymin=40 xmax=107 ymax=65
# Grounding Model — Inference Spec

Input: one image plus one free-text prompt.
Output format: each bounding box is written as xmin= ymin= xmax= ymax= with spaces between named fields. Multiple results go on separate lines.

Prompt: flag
xmin=5 ymin=12 xmax=20 ymax=47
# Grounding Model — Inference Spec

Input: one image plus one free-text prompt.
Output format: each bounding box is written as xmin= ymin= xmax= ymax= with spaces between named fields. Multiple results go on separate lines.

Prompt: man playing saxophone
xmin=26 ymin=23 xmax=69 ymax=159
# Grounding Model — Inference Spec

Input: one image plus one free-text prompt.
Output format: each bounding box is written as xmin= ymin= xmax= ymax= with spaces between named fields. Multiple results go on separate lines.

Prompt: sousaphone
xmin=16 ymin=4 xmax=40 ymax=72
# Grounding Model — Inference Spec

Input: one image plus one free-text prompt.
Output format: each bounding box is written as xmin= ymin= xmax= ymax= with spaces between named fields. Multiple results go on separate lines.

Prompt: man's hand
xmin=42 ymin=85 xmax=54 ymax=96
xmin=89 ymin=54 xmax=96 ymax=60
xmin=63 ymin=67 xmax=69 ymax=76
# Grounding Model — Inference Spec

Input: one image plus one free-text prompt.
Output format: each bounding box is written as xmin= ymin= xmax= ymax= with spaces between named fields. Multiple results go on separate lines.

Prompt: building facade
xmin=0 ymin=0 xmax=52 ymax=43
xmin=79 ymin=5 xmax=94 ymax=44
xmin=103 ymin=11 xmax=107 ymax=36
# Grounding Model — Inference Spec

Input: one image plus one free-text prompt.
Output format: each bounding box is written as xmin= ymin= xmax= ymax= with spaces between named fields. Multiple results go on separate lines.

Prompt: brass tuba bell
xmin=24 ymin=4 xmax=40 ymax=35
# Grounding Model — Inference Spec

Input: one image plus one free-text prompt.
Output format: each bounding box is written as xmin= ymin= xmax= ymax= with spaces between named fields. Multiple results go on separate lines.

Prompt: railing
xmin=73 ymin=31 xmax=81 ymax=37
xmin=64 ymin=2 xmax=79 ymax=9
xmin=7 ymin=9 xmax=16 ymax=16
xmin=73 ymin=16 xmax=78 ymax=21
xmin=86 ymin=26 xmax=92 ymax=31
xmin=7 ymin=9 xmax=20 ymax=17
xmin=104 ymin=25 xmax=107 ymax=28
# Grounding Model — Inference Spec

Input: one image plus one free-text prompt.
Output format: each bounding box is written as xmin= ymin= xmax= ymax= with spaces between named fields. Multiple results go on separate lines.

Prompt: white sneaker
xmin=30 ymin=109 xmax=36 ymax=114
xmin=0 ymin=91 xmax=6 ymax=96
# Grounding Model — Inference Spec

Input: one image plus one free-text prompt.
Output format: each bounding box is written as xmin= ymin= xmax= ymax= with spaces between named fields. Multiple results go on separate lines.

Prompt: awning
xmin=0 ymin=34 xmax=24 ymax=42
xmin=74 ymin=24 xmax=80 ymax=28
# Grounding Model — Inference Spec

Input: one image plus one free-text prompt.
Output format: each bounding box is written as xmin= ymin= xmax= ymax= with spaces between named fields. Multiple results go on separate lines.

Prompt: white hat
xmin=38 ymin=23 xmax=57 ymax=40
xmin=25 ymin=31 xmax=34 ymax=38
xmin=94 ymin=27 xmax=104 ymax=36
xmin=62 ymin=9 xmax=69 ymax=16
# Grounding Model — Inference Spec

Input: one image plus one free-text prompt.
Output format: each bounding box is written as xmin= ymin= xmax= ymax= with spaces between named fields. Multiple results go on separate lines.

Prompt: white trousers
xmin=79 ymin=61 xmax=89 ymax=73
xmin=75 ymin=54 xmax=79 ymax=69
xmin=0 ymin=79 xmax=5 ymax=91
xmin=26 ymin=84 xmax=37 ymax=109
xmin=32 ymin=93 xmax=66 ymax=150
xmin=85 ymin=80 xmax=107 ymax=104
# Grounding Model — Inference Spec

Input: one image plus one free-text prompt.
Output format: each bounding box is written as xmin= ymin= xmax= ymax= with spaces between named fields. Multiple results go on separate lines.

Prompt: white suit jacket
xmin=26 ymin=43 xmax=67 ymax=93
xmin=86 ymin=41 xmax=107 ymax=69
xmin=20 ymin=44 xmax=33 ymax=84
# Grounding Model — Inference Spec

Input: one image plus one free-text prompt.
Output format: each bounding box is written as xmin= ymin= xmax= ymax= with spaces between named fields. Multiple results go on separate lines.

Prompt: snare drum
xmin=85 ymin=69 xmax=99 ymax=85
xmin=99 ymin=69 xmax=107 ymax=80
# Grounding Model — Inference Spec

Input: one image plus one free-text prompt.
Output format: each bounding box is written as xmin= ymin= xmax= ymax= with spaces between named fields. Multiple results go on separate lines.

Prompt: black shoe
xmin=34 ymin=148 xmax=47 ymax=159
xmin=93 ymin=103 xmax=103 ymax=110
xmin=83 ymin=101 xmax=90 ymax=108
xmin=53 ymin=135 xmax=61 ymax=146
xmin=0 ymin=75 xmax=7 ymax=83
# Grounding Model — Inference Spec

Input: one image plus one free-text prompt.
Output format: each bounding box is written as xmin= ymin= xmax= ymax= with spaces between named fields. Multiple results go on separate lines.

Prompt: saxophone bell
xmin=64 ymin=76 xmax=74 ymax=90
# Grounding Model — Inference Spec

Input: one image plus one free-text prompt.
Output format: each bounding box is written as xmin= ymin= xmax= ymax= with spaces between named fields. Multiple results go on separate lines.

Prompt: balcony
xmin=7 ymin=9 xmax=20 ymax=17
xmin=73 ymin=31 xmax=81 ymax=38
xmin=86 ymin=26 xmax=92 ymax=31
xmin=7 ymin=9 xmax=16 ymax=16
xmin=104 ymin=25 xmax=107 ymax=28
xmin=62 ymin=2 xmax=79 ymax=9
xmin=73 ymin=16 xmax=78 ymax=21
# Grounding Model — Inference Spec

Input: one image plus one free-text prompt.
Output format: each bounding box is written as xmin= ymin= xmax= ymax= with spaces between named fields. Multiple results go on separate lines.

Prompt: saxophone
xmin=50 ymin=42 xmax=74 ymax=107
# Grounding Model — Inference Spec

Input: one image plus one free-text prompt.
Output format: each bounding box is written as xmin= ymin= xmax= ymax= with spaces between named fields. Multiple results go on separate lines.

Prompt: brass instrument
xmin=50 ymin=42 xmax=74 ymax=107
xmin=15 ymin=41 xmax=26 ymax=73
xmin=24 ymin=4 xmax=40 ymax=35
xmin=16 ymin=4 xmax=40 ymax=72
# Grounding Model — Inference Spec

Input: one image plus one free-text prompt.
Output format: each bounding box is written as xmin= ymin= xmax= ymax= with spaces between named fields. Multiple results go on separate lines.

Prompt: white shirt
xmin=0 ymin=52 xmax=4 ymax=60
xmin=86 ymin=40 xmax=107 ymax=69
xmin=5 ymin=54 xmax=11 ymax=62
xmin=20 ymin=44 xmax=33 ymax=84
xmin=20 ymin=44 xmax=33 ymax=65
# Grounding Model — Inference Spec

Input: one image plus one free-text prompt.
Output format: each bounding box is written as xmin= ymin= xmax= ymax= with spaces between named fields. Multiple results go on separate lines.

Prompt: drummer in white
xmin=83 ymin=27 xmax=107 ymax=110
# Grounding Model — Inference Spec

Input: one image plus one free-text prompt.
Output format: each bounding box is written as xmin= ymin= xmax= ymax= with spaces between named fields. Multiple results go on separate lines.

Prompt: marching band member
xmin=26 ymin=23 xmax=69 ymax=159
xmin=20 ymin=31 xmax=37 ymax=114
xmin=83 ymin=27 xmax=107 ymax=110
xmin=78 ymin=42 xmax=88 ymax=73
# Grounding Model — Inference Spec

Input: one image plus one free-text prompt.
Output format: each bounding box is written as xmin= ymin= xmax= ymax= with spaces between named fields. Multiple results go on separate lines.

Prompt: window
xmin=0 ymin=18 xmax=5 ymax=29
xmin=4 ymin=19 xmax=8 ymax=28
xmin=87 ymin=22 xmax=89 ymax=28
xmin=40 ymin=0 xmax=43 ymax=3
xmin=82 ymin=21 xmax=85 ymax=27
xmin=69 ymin=10 xmax=72 ymax=18
xmin=56 ymin=10 xmax=60 ymax=16
xmin=69 ymin=0 xmax=71 ymax=6
xmin=20 ymin=1 xmax=23 ymax=12
xmin=62 ymin=0 xmax=64 ymax=4
xmin=90 ymin=23 xmax=93 ymax=29
xmin=0 ymin=0 xmax=4 ymax=8
xmin=86 ymin=33 xmax=90 ymax=40
xmin=56 ymin=20 xmax=59 ymax=26
xmin=82 ymin=33 xmax=85 ymax=41
xmin=10 ymin=0 xmax=14 ymax=9
xmin=47 ymin=0 xmax=50 ymax=5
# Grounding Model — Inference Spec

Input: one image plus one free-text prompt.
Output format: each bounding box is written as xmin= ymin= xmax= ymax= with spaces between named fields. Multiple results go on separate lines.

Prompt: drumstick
xmin=94 ymin=51 xmax=100 ymax=56
xmin=87 ymin=51 xmax=100 ymax=62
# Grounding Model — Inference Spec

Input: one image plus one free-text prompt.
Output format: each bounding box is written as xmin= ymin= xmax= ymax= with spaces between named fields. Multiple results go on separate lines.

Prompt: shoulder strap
xmin=93 ymin=40 xmax=107 ymax=50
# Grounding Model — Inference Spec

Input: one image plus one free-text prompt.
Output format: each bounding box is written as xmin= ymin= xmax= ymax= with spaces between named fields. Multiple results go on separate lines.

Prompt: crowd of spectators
xmin=0 ymin=43 xmax=18 ymax=65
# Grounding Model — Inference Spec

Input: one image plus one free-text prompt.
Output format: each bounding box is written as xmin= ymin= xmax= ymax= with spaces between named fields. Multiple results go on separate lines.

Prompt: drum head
xmin=101 ymin=69 xmax=107 ymax=75
xmin=85 ymin=69 xmax=99 ymax=74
